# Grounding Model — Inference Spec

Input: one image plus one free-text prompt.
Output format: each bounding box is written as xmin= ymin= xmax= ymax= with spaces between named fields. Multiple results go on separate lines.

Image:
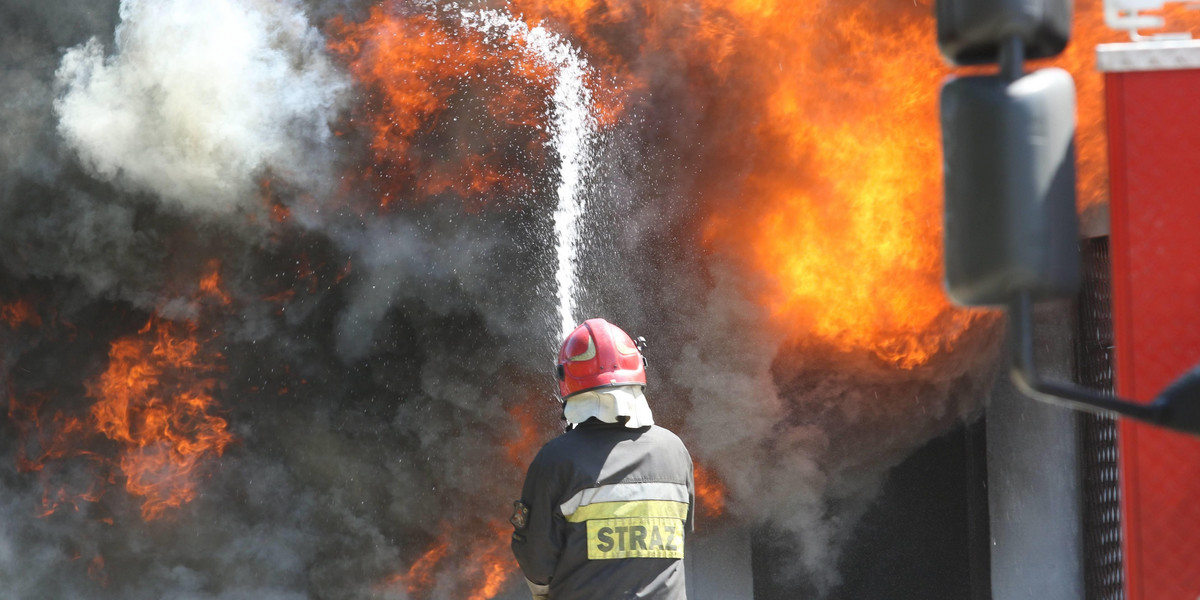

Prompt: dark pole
xmin=1007 ymin=290 xmax=1200 ymax=434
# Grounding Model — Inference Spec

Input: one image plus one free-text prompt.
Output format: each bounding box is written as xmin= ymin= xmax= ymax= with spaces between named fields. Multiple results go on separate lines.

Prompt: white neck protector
xmin=563 ymin=384 xmax=654 ymax=429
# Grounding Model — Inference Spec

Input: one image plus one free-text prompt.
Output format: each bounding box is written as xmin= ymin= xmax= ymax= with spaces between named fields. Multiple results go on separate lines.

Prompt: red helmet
xmin=556 ymin=318 xmax=646 ymax=398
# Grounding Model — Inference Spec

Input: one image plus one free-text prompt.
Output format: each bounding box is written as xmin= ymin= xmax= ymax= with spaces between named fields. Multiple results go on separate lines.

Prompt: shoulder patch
xmin=510 ymin=500 xmax=530 ymax=530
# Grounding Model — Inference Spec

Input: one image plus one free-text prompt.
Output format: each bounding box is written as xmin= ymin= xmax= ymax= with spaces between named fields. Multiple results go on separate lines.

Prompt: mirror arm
xmin=1008 ymin=292 xmax=1200 ymax=436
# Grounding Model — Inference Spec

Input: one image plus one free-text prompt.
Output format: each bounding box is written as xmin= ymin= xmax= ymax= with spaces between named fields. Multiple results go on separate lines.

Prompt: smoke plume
xmin=55 ymin=0 xmax=349 ymax=215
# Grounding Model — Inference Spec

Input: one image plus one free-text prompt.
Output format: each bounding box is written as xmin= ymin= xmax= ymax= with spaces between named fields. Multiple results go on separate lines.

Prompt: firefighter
xmin=511 ymin=318 xmax=695 ymax=600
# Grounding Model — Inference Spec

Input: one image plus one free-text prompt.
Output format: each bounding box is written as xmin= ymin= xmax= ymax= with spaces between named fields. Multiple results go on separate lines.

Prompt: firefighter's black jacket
xmin=512 ymin=419 xmax=694 ymax=599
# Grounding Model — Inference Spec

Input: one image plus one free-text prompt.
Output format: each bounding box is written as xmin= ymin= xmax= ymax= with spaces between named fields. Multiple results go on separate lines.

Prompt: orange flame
xmin=465 ymin=522 xmax=516 ymax=600
xmin=693 ymin=461 xmax=727 ymax=520
xmin=386 ymin=537 xmax=450 ymax=595
xmin=713 ymin=1 xmax=985 ymax=368
xmin=505 ymin=401 xmax=543 ymax=468
xmin=9 ymin=392 xmax=113 ymax=516
xmin=502 ymin=0 xmax=986 ymax=367
xmin=11 ymin=315 xmax=234 ymax=522
xmin=86 ymin=316 xmax=234 ymax=520
xmin=375 ymin=398 xmax=546 ymax=598
xmin=505 ymin=0 xmax=1167 ymax=369
xmin=328 ymin=4 xmax=559 ymax=211
xmin=736 ymin=0 xmax=1177 ymax=366
xmin=1 ymin=298 xmax=43 ymax=329
xmin=198 ymin=260 xmax=233 ymax=306
xmin=379 ymin=521 xmax=514 ymax=600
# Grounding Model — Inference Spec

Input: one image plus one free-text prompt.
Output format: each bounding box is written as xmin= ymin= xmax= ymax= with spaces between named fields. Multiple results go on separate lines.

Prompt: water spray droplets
xmin=458 ymin=9 xmax=599 ymax=341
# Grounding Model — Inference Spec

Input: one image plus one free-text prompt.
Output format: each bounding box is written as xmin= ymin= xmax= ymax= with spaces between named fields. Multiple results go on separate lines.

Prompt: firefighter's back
xmin=535 ymin=420 xmax=693 ymax=600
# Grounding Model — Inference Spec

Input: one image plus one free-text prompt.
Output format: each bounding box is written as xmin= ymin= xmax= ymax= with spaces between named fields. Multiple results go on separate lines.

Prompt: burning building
xmin=0 ymin=0 xmax=1143 ymax=597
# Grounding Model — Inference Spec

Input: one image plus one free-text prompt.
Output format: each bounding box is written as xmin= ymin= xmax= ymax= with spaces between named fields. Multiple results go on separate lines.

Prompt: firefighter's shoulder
xmin=644 ymin=424 xmax=690 ymax=449
xmin=529 ymin=427 xmax=587 ymax=466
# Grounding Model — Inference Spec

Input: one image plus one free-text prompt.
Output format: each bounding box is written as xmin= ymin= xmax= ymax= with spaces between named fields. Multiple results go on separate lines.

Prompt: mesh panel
xmin=1075 ymin=236 xmax=1124 ymax=600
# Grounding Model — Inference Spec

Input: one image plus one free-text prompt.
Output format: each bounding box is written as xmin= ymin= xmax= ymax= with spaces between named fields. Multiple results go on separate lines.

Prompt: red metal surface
xmin=1107 ymin=67 xmax=1200 ymax=600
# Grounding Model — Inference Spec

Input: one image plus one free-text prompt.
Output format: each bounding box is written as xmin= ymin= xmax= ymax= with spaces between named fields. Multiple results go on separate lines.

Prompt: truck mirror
xmin=941 ymin=68 xmax=1081 ymax=307
xmin=935 ymin=0 xmax=1200 ymax=436
xmin=936 ymin=0 xmax=1072 ymax=65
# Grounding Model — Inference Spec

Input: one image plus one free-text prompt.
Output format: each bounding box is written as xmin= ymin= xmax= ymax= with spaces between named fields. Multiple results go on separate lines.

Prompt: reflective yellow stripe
xmin=586 ymin=517 xmax=685 ymax=560
xmin=565 ymin=499 xmax=689 ymax=523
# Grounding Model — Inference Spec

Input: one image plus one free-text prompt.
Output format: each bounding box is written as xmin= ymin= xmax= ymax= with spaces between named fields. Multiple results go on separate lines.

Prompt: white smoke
xmin=54 ymin=0 xmax=348 ymax=215
xmin=669 ymin=262 xmax=837 ymax=590
xmin=673 ymin=256 xmax=1001 ymax=594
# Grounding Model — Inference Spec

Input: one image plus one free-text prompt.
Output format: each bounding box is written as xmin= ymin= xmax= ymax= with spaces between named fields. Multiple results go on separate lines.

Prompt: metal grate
xmin=1075 ymin=236 xmax=1124 ymax=600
